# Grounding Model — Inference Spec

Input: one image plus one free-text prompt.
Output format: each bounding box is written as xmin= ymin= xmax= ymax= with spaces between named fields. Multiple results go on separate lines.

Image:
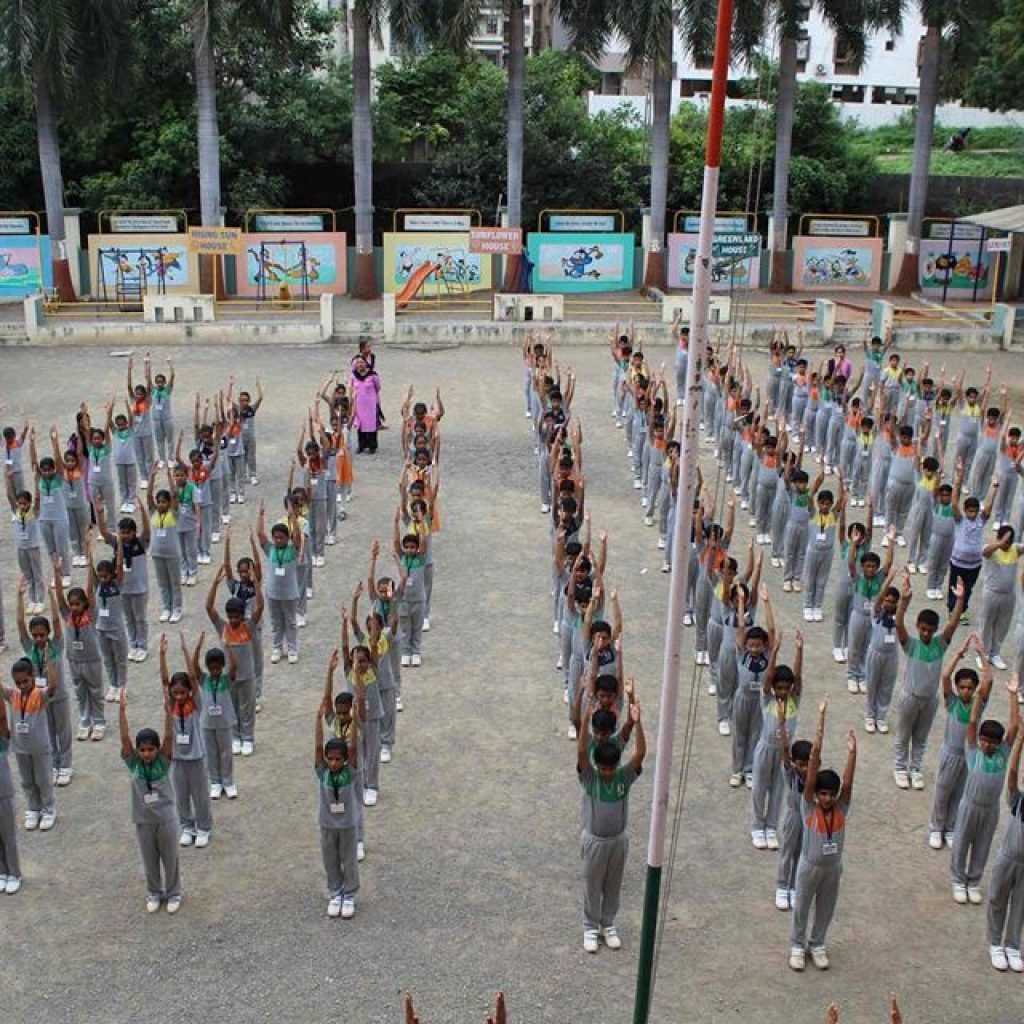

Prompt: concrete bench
xmin=143 ymin=294 xmax=216 ymax=323
xmin=661 ymin=295 xmax=732 ymax=324
xmin=493 ymin=294 xmax=564 ymax=322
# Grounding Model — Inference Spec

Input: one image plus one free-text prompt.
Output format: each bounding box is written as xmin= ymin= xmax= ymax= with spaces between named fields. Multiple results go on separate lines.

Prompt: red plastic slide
xmin=395 ymin=262 xmax=441 ymax=309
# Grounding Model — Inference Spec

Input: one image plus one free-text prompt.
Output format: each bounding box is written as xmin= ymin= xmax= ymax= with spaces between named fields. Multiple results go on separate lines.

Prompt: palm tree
xmin=554 ymin=0 xmax=714 ymax=292
xmin=502 ymin=0 xmax=526 ymax=291
xmin=188 ymin=0 xmax=297 ymax=292
xmin=890 ymin=0 xmax=993 ymax=295
xmin=0 ymin=0 xmax=130 ymax=301
xmin=736 ymin=0 xmax=904 ymax=293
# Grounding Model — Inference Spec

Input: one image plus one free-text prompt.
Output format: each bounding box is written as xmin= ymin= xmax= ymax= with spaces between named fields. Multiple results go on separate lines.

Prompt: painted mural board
xmin=382 ymin=232 xmax=491 ymax=293
xmin=88 ymin=233 xmax=197 ymax=295
xmin=0 ymin=234 xmax=52 ymax=297
xmin=667 ymin=233 xmax=760 ymax=291
xmin=238 ymin=232 xmax=347 ymax=296
xmin=527 ymin=233 xmax=635 ymax=293
xmin=919 ymin=240 xmax=992 ymax=298
xmin=791 ymin=236 xmax=883 ymax=291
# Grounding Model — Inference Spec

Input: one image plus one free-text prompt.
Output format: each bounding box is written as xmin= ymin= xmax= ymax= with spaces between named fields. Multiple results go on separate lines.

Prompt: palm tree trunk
xmin=193 ymin=9 xmax=223 ymax=295
xmin=891 ymin=22 xmax=940 ymax=295
xmin=351 ymin=1 xmax=378 ymax=300
xmin=643 ymin=49 xmax=671 ymax=292
xmin=768 ymin=33 xmax=797 ymax=293
xmin=502 ymin=0 xmax=526 ymax=292
xmin=35 ymin=73 xmax=75 ymax=302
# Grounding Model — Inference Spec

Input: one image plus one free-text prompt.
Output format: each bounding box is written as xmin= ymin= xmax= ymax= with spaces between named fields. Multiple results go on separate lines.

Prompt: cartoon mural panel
xmin=791 ymin=237 xmax=883 ymax=292
xmin=0 ymin=234 xmax=53 ymax=297
xmin=381 ymin=232 xmax=492 ymax=294
xmin=918 ymin=240 xmax=992 ymax=300
xmin=88 ymin=233 xmax=198 ymax=296
xmin=238 ymin=232 xmax=347 ymax=296
xmin=667 ymin=233 xmax=760 ymax=291
xmin=527 ymin=233 xmax=635 ymax=293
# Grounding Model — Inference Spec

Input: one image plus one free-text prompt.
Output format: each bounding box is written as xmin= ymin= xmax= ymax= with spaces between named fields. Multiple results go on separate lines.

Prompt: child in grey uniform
xmin=54 ymin=575 xmax=107 ymax=742
xmin=774 ymin=722 xmax=811 ymax=911
xmin=789 ymin=700 xmax=857 ymax=972
xmin=17 ymin=585 xmax=73 ymax=786
xmin=194 ymin=643 xmax=237 ymax=800
xmin=147 ymin=475 xmax=184 ymax=624
xmin=951 ymin=674 xmax=1020 ymax=906
xmin=31 ymin=428 xmax=72 ymax=585
xmin=802 ymin=470 xmax=844 ymax=622
xmin=118 ymin=690 xmax=182 ymax=914
xmin=891 ymin=576 xmax=964 ymax=789
xmin=353 ymin=579 xmax=399 ymax=762
xmin=904 ymin=457 xmax=940 ymax=576
xmin=96 ymin=500 xmax=151 ymax=663
xmin=929 ymin=634 xmax=990 ymax=850
xmin=987 ymin=730 xmax=1024 ymax=972
xmin=394 ymin=511 xmax=426 ymax=668
xmin=150 ymin=358 xmax=176 ymax=468
xmin=576 ymin=701 xmax=646 ymax=953
xmin=161 ymin=635 xmax=213 ymax=849
xmin=925 ymin=482 xmax=957 ymax=599
xmin=4 ymin=654 xmax=58 ymax=831
xmin=111 ymin=411 xmax=138 ymax=513
xmin=86 ymin=420 xmax=116 ymax=519
xmin=127 ymin=356 xmax=155 ymax=481
xmin=7 ymin=476 xmax=47 ymax=613
xmin=750 ymin=632 xmax=802 ymax=855
xmin=258 ymin=503 xmax=303 ymax=665
xmin=314 ymin=697 xmax=359 ymax=919
xmin=978 ymin=526 xmax=1024 ymax=670
xmin=62 ymin=451 xmax=90 ymax=568
xmin=343 ymin=607 xmax=384 ymax=806
xmin=90 ymin=541 xmax=130 ymax=704
xmin=730 ymin=588 xmax=774 ymax=793
xmin=863 ymin=583 xmax=902 ymax=734
xmin=0 ymin=697 xmax=22 ymax=892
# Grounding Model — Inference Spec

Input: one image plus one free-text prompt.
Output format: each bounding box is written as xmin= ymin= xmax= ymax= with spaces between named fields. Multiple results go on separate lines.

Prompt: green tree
xmin=891 ymin=0 xmax=1002 ymax=294
xmin=964 ymin=0 xmax=1024 ymax=112
xmin=0 ymin=0 xmax=131 ymax=299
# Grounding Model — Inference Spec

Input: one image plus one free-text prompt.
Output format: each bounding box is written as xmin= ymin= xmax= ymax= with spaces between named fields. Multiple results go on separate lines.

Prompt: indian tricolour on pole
xmin=632 ymin=0 xmax=735 ymax=1019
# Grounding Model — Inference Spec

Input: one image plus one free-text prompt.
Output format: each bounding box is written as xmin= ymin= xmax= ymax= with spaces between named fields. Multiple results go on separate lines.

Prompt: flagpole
xmin=632 ymin=0 xmax=735 ymax=1018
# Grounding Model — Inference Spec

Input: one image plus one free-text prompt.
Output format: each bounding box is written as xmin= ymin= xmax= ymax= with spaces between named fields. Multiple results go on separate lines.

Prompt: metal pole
xmin=632 ymin=0 xmax=734 ymax=1019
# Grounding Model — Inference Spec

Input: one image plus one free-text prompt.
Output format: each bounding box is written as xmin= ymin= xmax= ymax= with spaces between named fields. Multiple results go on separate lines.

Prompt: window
xmin=483 ymin=16 xmax=499 ymax=34
xmin=884 ymin=37 xmax=895 ymax=51
xmin=795 ymin=37 xmax=810 ymax=62
xmin=833 ymin=37 xmax=857 ymax=75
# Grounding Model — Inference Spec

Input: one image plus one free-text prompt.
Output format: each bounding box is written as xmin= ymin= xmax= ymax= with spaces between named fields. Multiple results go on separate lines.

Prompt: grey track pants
xmin=16 ymin=750 xmax=54 ymax=814
xmin=399 ymin=601 xmax=425 ymax=658
xmin=135 ymin=819 xmax=181 ymax=900
xmin=791 ymin=860 xmax=843 ymax=950
xmin=361 ymin=717 xmax=382 ymax=792
xmin=0 ymin=795 xmax=20 ymax=879
xmin=930 ymin=748 xmax=967 ymax=834
xmin=203 ymin=728 xmax=234 ymax=787
xmin=152 ymin=556 xmax=182 ymax=614
xmin=123 ymin=593 xmax=149 ymax=651
xmin=892 ymin=690 xmax=940 ymax=774
xmin=380 ymin=686 xmax=397 ymax=748
xmin=71 ymin=660 xmax=105 ymax=726
xmin=99 ymin=630 xmax=129 ymax=689
xmin=269 ymin=599 xmax=298 ymax=654
xmin=776 ymin=806 xmax=803 ymax=891
xmin=581 ymin=830 xmax=628 ymax=930
xmin=46 ymin=696 xmax=73 ymax=772
xmin=987 ymin=849 xmax=1024 ymax=949
xmin=731 ymin=688 xmax=762 ymax=776
xmin=230 ymin=678 xmax=256 ymax=744
xmin=320 ymin=825 xmax=359 ymax=898
xmin=751 ymin=742 xmax=784 ymax=832
xmin=951 ymin=799 xmax=999 ymax=887
xmin=39 ymin=519 xmax=70 ymax=578
xmin=17 ymin=546 xmax=46 ymax=606
xmin=173 ymin=758 xmax=212 ymax=833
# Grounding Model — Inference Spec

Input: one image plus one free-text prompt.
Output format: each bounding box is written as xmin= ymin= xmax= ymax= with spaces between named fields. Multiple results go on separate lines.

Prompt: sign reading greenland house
xmin=405 ymin=214 xmax=472 ymax=231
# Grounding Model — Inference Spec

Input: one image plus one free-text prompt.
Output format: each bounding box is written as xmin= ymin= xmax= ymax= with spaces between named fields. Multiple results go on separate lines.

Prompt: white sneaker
xmin=61 ymin=575 xmax=72 ymax=587
xmin=660 ymin=562 xmax=671 ymax=573
xmin=953 ymin=882 xmax=968 ymax=904
xmin=864 ymin=717 xmax=876 ymax=733
xmin=775 ymin=888 xmax=790 ymax=911
xmin=159 ymin=609 xmax=171 ymax=623
xmin=556 ymin=655 xmax=564 ymax=670
xmin=730 ymin=773 xmax=743 ymax=788
xmin=180 ymin=830 xmax=194 ymax=847
xmin=813 ymin=609 xmax=823 ymax=622
xmin=990 ymin=945 xmax=1008 ymax=971
xmin=793 ymin=581 xmax=802 ymax=593
xmin=811 ymin=947 xmax=830 ymax=970
xmin=231 ymin=739 xmax=242 ymax=755
xmin=401 ymin=655 xmax=411 ymax=668
xmin=221 ymin=514 xmax=231 ymax=525
xmin=210 ymin=783 xmax=223 ymax=800
xmin=833 ymin=647 xmax=846 ymax=663
xmin=583 ymin=929 xmax=600 ymax=953
xmin=683 ymin=612 xmax=693 ymax=626
xmin=765 ymin=829 xmax=779 ymax=850
xmin=788 ymin=947 xmax=806 ymax=971
xmin=944 ymin=831 xmax=956 ymax=848
xmin=295 ymin=614 xmax=306 ymax=628
xmin=968 ymin=885 xmax=983 ymax=904
xmin=907 ymin=563 xmax=917 ymax=574
xmin=146 ymin=896 xmax=162 ymax=914
xmin=422 ymin=617 xmax=431 ymax=631
xmin=364 ymin=788 xmax=379 ymax=807
xmin=707 ymin=682 xmax=717 ymax=696
xmin=194 ymin=830 xmax=210 ymax=849
xmin=910 ymin=770 xmax=925 ymax=790
xmin=632 ymin=480 xmax=642 ymax=490
xmin=92 ymin=723 xmax=106 ymax=741
xmin=991 ymin=654 xmax=1008 ymax=671
xmin=105 ymin=686 xmax=120 ymax=703
xmin=241 ymin=741 xmax=254 ymax=757
xmin=1006 ymin=948 xmax=1024 ymax=972
xmin=327 ymin=896 xmax=342 ymax=918
xmin=657 ymin=538 xmax=666 ymax=550
xmin=553 ymin=621 xmax=560 ymax=635
xmin=56 ymin=769 xmax=71 ymax=787
xmin=139 ymin=480 xmax=148 ymax=491
xmin=287 ymin=651 xmax=299 ymax=664
xmin=77 ymin=724 xmax=91 ymax=741
xmin=135 ymin=648 xmax=148 ymax=663
xmin=170 ymin=609 xmax=183 ymax=623
xmin=718 ymin=720 xmax=731 ymax=736
xmin=894 ymin=770 xmax=910 ymax=790
xmin=847 ymin=679 xmax=859 ymax=694
xmin=326 ymin=534 xmax=336 ymax=546
xmin=211 ymin=532 xmax=220 ymax=543
xmin=380 ymin=746 xmax=392 ymax=763
xmin=540 ymin=504 xmax=550 ymax=514
xmin=357 ymin=841 xmax=366 ymax=862
xmin=802 ymin=608 xmax=812 ymax=622
xmin=229 ymin=493 xmax=237 ymax=504
xmin=917 ymin=564 xmax=928 ymax=575
xmin=24 ymin=811 xmax=39 ymax=831
xmin=782 ymin=580 xmax=793 ymax=593
xmin=751 ymin=829 xmax=767 ymax=849
xmin=396 ymin=696 xmax=404 ymax=712
xmin=224 ymin=784 xmax=238 ymax=800
xmin=877 ymin=719 xmax=889 ymax=733
xmin=341 ymin=896 xmax=355 ymax=919
xmin=4 ymin=876 xmax=22 ymax=895
xmin=250 ymin=476 xmax=259 ymax=486
xmin=602 ymin=926 xmax=622 ymax=950
xmin=928 ymin=830 xmax=943 ymax=850
xmin=567 ymin=724 xmax=577 ymax=740
xmin=411 ymin=654 xmax=422 ymax=667
xmin=39 ymin=811 xmax=56 ymax=831
xmin=896 ymin=535 xmax=906 ymax=547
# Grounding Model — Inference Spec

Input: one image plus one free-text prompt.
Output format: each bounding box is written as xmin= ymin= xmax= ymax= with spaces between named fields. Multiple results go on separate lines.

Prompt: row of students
xmin=525 ymin=335 xmax=650 ymax=957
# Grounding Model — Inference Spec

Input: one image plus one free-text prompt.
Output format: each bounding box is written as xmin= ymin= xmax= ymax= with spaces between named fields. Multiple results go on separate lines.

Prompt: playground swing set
xmin=96 ymin=246 xmax=177 ymax=312
xmin=247 ymin=239 xmax=313 ymax=306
